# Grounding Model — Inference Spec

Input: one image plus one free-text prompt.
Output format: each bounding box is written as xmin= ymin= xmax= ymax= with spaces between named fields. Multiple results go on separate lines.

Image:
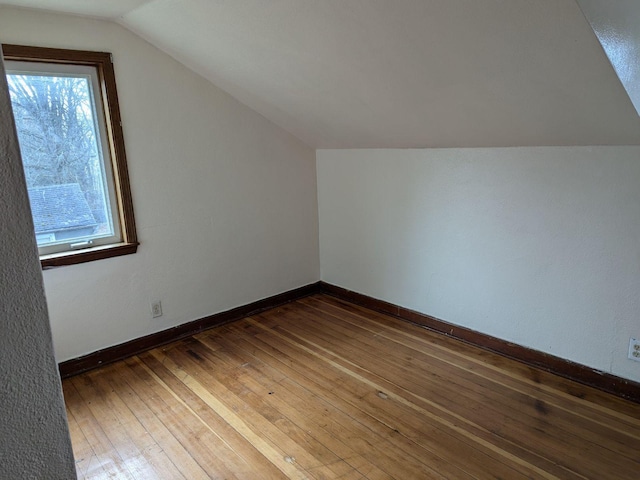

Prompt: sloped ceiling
xmin=2 ymin=0 xmax=640 ymax=148
xmin=0 ymin=0 xmax=149 ymax=18
xmin=577 ymin=0 xmax=640 ymax=118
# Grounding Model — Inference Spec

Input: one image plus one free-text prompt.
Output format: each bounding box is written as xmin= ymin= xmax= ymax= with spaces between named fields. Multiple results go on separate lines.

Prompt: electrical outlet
xmin=628 ymin=338 xmax=640 ymax=362
xmin=151 ymin=300 xmax=163 ymax=318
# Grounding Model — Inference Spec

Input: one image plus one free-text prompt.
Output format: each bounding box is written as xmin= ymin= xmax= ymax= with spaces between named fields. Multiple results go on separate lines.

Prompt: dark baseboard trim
xmin=59 ymin=279 xmax=640 ymax=403
xmin=58 ymin=282 xmax=322 ymax=379
xmin=318 ymin=281 xmax=640 ymax=404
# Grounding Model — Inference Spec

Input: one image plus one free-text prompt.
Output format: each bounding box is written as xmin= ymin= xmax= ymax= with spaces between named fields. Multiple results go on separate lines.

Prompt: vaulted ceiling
xmin=2 ymin=0 xmax=640 ymax=148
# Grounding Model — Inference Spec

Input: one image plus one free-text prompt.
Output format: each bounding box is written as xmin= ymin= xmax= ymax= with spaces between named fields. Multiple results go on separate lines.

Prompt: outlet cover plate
xmin=151 ymin=300 xmax=163 ymax=318
xmin=628 ymin=338 xmax=640 ymax=362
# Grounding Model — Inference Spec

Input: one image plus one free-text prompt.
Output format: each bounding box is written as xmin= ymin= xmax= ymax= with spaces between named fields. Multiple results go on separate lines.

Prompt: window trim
xmin=2 ymin=44 xmax=138 ymax=268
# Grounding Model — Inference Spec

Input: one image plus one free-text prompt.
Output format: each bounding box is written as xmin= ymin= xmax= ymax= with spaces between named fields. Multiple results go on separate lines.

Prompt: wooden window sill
xmin=41 ymin=242 xmax=139 ymax=269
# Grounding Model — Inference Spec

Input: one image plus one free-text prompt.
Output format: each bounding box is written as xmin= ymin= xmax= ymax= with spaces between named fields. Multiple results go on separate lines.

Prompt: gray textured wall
xmin=0 ymin=48 xmax=76 ymax=479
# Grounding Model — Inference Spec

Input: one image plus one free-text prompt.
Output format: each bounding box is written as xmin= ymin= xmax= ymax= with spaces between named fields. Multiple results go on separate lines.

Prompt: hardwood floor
xmin=63 ymin=294 xmax=640 ymax=479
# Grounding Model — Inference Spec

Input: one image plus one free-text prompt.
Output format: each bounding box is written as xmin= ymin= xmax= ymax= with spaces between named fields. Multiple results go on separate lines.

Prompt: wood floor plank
xmin=137 ymin=347 xmax=303 ymax=479
xmin=82 ymin=366 xmax=188 ymax=480
xmin=125 ymin=355 xmax=254 ymax=480
xmin=194 ymin=330 xmax=397 ymax=478
xmin=244 ymin=314 xmax=572 ymax=480
xmin=311 ymin=295 xmax=640 ymax=421
xmin=64 ymin=380 xmax=136 ymax=480
xmin=218 ymin=320 xmax=545 ymax=479
xmin=62 ymin=294 xmax=640 ymax=479
xmin=63 ymin=392 xmax=105 ymax=480
xmin=72 ymin=372 xmax=173 ymax=480
xmin=197 ymin=329 xmax=531 ymax=480
xmin=306 ymin=294 xmax=640 ymax=474
xmin=308 ymin=295 xmax=640 ymax=454
xmin=171 ymin=340 xmax=350 ymax=476
xmin=191 ymin=332 xmax=420 ymax=479
xmin=99 ymin=362 xmax=208 ymax=480
xmin=144 ymin=347 xmax=326 ymax=479
xmin=271 ymin=301 xmax=640 ymax=476
xmin=303 ymin=297 xmax=640 ymax=437
xmin=216 ymin=324 xmax=468 ymax=480
xmin=116 ymin=358 xmax=224 ymax=480
xmin=158 ymin=339 xmax=444 ymax=479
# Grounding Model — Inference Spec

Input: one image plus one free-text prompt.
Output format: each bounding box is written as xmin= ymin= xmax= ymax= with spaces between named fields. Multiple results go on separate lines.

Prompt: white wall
xmin=317 ymin=147 xmax=640 ymax=383
xmin=0 ymin=7 xmax=319 ymax=362
xmin=0 ymin=51 xmax=76 ymax=479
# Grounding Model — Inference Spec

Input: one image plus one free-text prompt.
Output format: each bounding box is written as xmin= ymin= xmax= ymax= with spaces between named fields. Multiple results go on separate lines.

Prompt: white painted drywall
xmin=317 ymin=147 xmax=640 ymax=383
xmin=0 ymin=49 xmax=76 ymax=479
xmin=0 ymin=7 xmax=319 ymax=362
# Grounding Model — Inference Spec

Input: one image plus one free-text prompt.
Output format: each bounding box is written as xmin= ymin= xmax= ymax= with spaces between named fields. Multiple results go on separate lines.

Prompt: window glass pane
xmin=6 ymin=67 xmax=118 ymax=251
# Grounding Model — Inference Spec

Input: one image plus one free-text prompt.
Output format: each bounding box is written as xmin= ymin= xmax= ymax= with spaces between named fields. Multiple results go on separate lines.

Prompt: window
xmin=3 ymin=45 xmax=137 ymax=267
